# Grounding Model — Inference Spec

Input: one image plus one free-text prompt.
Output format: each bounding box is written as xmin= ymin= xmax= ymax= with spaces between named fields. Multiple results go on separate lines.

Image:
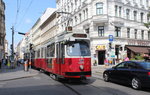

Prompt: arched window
xmin=140 ymin=12 xmax=144 ymax=23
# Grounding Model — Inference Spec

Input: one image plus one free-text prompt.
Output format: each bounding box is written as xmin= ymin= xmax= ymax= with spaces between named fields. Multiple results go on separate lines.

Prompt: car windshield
xmin=66 ymin=41 xmax=90 ymax=56
xmin=138 ymin=62 xmax=150 ymax=70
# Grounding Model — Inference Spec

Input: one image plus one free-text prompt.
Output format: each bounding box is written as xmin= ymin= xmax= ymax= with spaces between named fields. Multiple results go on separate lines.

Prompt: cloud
xmin=25 ymin=18 xmax=32 ymax=24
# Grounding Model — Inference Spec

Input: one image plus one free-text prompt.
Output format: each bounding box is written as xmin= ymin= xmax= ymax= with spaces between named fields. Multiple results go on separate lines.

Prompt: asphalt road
xmin=0 ymin=73 xmax=150 ymax=95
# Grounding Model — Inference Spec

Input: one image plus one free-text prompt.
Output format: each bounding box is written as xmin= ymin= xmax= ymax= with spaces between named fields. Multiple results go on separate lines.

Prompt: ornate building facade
xmin=56 ymin=0 xmax=150 ymax=65
xmin=0 ymin=0 xmax=5 ymax=60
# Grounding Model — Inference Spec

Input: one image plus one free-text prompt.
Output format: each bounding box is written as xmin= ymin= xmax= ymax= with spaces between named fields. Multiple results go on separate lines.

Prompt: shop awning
xmin=127 ymin=46 xmax=150 ymax=54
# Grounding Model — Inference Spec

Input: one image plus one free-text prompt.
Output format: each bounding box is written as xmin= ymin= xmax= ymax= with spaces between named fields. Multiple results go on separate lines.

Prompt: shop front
xmin=96 ymin=45 xmax=106 ymax=65
xmin=126 ymin=40 xmax=150 ymax=60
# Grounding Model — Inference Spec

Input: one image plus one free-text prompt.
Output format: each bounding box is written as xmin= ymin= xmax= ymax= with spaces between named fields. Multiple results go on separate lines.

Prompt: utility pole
xmin=11 ymin=26 xmax=14 ymax=68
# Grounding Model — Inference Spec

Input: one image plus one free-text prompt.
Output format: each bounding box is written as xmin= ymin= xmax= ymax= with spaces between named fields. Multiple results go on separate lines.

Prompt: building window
xmin=126 ymin=9 xmax=130 ymax=20
xmin=96 ymin=3 xmax=103 ymax=15
xmin=79 ymin=0 xmax=81 ymax=6
xmin=115 ymin=5 xmax=118 ymax=16
xmin=75 ymin=16 xmax=77 ymax=25
xmin=133 ymin=11 xmax=137 ymax=21
xmin=140 ymin=12 xmax=144 ymax=23
xmin=86 ymin=8 xmax=88 ymax=19
xmin=98 ymin=26 xmax=104 ymax=37
xmin=134 ymin=29 xmax=137 ymax=39
xmin=147 ymin=14 xmax=150 ymax=23
xmin=115 ymin=26 xmax=121 ymax=37
xmin=75 ymin=0 xmax=77 ymax=9
xmin=140 ymin=0 xmax=143 ymax=5
xmin=79 ymin=13 xmax=81 ymax=23
xmin=119 ymin=6 xmax=122 ymax=17
xmin=83 ymin=10 xmax=85 ymax=20
xmin=127 ymin=28 xmax=130 ymax=38
xmin=141 ymin=30 xmax=144 ymax=39
xmin=146 ymin=0 xmax=149 ymax=7
xmin=148 ymin=31 xmax=150 ymax=40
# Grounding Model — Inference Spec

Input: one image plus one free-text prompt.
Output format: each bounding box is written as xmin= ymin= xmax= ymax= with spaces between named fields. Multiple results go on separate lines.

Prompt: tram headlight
xmin=79 ymin=65 xmax=84 ymax=70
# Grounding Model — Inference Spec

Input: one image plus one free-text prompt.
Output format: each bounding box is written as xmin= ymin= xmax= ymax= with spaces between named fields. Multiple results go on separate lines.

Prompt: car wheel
xmin=131 ymin=77 xmax=141 ymax=90
xmin=103 ymin=72 xmax=109 ymax=82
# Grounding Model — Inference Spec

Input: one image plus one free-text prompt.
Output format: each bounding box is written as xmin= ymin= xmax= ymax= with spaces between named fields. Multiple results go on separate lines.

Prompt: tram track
xmin=63 ymin=83 xmax=82 ymax=95
xmin=59 ymin=77 xmax=118 ymax=95
xmin=47 ymin=72 xmax=107 ymax=95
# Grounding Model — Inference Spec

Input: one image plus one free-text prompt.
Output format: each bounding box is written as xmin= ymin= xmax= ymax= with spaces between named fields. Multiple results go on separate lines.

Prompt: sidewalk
xmin=0 ymin=64 xmax=39 ymax=81
xmin=92 ymin=65 xmax=113 ymax=79
xmin=92 ymin=65 xmax=113 ymax=73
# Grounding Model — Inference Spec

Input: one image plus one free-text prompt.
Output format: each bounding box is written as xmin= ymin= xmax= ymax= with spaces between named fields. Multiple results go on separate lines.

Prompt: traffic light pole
xmin=11 ymin=26 xmax=14 ymax=68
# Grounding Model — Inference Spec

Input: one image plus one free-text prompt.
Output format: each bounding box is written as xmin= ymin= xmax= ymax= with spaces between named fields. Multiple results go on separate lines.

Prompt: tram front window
xmin=67 ymin=41 xmax=90 ymax=56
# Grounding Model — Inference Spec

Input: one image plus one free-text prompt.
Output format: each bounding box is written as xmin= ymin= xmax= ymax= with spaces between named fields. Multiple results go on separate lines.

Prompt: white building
xmin=56 ymin=0 xmax=150 ymax=65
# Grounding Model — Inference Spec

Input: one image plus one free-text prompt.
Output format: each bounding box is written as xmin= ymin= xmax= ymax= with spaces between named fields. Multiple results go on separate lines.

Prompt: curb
xmin=0 ymin=73 xmax=39 ymax=82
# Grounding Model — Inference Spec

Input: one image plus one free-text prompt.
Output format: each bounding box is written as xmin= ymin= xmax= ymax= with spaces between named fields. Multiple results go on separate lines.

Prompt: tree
xmin=144 ymin=10 xmax=150 ymax=31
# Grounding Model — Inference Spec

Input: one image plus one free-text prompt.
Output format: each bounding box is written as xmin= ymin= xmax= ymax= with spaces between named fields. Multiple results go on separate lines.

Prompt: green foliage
xmin=144 ymin=23 xmax=150 ymax=28
xmin=144 ymin=10 xmax=150 ymax=30
xmin=130 ymin=58 xmax=136 ymax=61
xmin=134 ymin=55 xmax=144 ymax=60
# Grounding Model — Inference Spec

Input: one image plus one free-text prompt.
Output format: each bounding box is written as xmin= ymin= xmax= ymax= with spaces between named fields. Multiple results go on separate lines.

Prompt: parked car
xmin=103 ymin=61 xmax=150 ymax=90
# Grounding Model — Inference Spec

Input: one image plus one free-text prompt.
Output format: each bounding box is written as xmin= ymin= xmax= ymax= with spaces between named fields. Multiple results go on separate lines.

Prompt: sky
xmin=4 ymin=0 xmax=56 ymax=47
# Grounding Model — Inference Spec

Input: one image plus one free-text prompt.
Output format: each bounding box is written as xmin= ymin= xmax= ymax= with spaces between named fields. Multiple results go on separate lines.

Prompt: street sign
xmin=109 ymin=35 xmax=113 ymax=42
xmin=110 ymin=51 xmax=115 ymax=58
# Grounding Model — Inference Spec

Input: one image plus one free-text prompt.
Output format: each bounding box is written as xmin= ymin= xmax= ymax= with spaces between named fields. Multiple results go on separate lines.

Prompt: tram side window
xmin=41 ymin=48 xmax=44 ymax=58
xmin=37 ymin=49 xmax=40 ymax=58
xmin=47 ymin=43 xmax=55 ymax=57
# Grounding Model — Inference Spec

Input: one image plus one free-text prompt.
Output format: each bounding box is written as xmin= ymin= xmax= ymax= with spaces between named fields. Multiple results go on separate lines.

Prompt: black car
xmin=103 ymin=61 xmax=150 ymax=90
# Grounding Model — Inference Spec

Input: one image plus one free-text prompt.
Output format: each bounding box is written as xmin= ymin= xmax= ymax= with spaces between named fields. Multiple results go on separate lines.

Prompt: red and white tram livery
xmin=32 ymin=32 xmax=91 ymax=80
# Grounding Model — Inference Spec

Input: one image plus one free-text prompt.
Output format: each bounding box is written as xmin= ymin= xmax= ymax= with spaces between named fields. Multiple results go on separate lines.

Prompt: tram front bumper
xmin=65 ymin=71 xmax=91 ymax=77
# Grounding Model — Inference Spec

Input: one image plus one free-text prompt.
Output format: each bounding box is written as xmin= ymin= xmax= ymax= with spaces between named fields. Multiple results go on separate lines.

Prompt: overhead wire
xmin=16 ymin=0 xmax=34 ymax=29
xmin=14 ymin=0 xmax=21 ymax=29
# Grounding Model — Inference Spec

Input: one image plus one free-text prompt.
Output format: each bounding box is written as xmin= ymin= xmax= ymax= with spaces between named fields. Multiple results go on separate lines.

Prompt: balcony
xmin=92 ymin=15 xmax=108 ymax=24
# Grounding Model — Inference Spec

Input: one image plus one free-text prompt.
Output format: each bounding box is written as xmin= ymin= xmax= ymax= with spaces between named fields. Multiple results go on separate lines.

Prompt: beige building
xmin=17 ymin=8 xmax=57 ymax=59
xmin=0 ymin=0 xmax=5 ymax=60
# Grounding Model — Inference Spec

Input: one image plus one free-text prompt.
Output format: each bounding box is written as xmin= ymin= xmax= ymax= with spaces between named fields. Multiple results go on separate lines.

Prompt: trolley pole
xmin=11 ymin=26 xmax=14 ymax=68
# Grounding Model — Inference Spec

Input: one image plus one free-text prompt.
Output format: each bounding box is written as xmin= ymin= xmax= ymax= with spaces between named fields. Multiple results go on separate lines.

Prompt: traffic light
xmin=29 ymin=43 xmax=33 ymax=50
xmin=10 ymin=44 xmax=13 ymax=49
xmin=109 ymin=42 xmax=112 ymax=49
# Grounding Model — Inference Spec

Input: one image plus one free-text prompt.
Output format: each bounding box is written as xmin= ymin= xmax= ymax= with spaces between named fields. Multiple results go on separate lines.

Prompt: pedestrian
xmin=124 ymin=56 xmax=129 ymax=61
xmin=93 ymin=54 xmax=97 ymax=66
xmin=2 ymin=58 xmax=6 ymax=65
xmin=7 ymin=59 xmax=11 ymax=69
xmin=104 ymin=58 xmax=109 ymax=66
xmin=24 ymin=59 xmax=28 ymax=71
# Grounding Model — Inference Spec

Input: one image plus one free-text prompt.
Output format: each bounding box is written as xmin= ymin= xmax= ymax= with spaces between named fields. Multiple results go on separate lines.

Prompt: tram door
xmin=56 ymin=42 xmax=65 ymax=75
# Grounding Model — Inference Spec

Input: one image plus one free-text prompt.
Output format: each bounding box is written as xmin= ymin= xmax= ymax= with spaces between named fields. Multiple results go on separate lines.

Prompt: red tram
xmin=32 ymin=32 xmax=91 ymax=80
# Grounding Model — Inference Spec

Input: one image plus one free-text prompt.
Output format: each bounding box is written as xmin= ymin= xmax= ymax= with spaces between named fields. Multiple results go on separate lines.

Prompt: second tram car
xmin=32 ymin=32 xmax=91 ymax=80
